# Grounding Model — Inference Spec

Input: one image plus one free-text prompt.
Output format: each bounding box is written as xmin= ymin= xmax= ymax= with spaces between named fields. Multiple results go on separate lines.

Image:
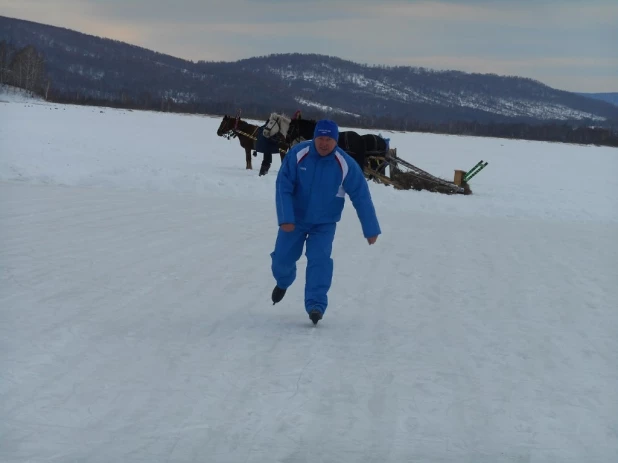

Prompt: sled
xmin=364 ymin=148 xmax=468 ymax=195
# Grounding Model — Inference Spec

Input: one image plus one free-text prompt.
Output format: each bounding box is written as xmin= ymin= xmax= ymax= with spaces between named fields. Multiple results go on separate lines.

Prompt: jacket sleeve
xmin=342 ymin=154 xmax=381 ymax=238
xmin=275 ymin=148 xmax=297 ymax=225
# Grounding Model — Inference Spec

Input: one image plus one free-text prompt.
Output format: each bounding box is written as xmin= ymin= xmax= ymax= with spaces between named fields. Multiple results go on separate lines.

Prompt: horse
xmin=263 ymin=113 xmax=366 ymax=171
xmin=216 ymin=115 xmax=258 ymax=169
xmin=361 ymin=134 xmax=390 ymax=174
xmin=216 ymin=114 xmax=287 ymax=171
xmin=263 ymin=112 xmax=293 ymax=142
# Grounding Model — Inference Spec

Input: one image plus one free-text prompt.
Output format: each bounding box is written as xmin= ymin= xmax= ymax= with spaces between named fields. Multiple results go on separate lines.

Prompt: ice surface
xmin=1 ymin=90 xmax=617 ymax=462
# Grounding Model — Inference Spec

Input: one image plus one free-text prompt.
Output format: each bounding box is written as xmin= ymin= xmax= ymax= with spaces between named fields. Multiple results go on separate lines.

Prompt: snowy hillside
xmin=1 ymin=92 xmax=617 ymax=463
xmin=268 ymin=62 xmax=606 ymax=122
xmin=3 ymin=15 xmax=618 ymax=127
xmin=0 ymin=84 xmax=45 ymax=104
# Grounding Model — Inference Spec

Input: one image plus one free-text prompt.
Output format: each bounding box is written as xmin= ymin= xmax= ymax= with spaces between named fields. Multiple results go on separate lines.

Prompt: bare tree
xmin=9 ymin=45 xmax=46 ymax=94
xmin=44 ymin=78 xmax=52 ymax=100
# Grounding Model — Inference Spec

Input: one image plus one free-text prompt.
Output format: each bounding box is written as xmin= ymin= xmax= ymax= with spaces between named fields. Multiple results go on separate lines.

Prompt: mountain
xmin=576 ymin=92 xmax=618 ymax=107
xmin=2 ymin=15 xmax=618 ymax=128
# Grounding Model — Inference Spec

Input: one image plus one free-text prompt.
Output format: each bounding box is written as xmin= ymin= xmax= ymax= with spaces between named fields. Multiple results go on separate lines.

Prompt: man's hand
xmin=367 ymin=236 xmax=378 ymax=245
xmin=280 ymin=223 xmax=295 ymax=232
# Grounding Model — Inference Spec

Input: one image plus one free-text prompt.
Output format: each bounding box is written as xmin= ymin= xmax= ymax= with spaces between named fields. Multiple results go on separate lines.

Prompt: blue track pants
xmin=270 ymin=222 xmax=336 ymax=314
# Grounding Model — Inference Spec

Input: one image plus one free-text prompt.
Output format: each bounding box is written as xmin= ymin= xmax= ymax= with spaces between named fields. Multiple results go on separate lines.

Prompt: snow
xmin=1 ymin=90 xmax=617 ymax=462
xmin=0 ymin=84 xmax=45 ymax=104
xmin=294 ymin=97 xmax=361 ymax=117
xmin=67 ymin=65 xmax=106 ymax=81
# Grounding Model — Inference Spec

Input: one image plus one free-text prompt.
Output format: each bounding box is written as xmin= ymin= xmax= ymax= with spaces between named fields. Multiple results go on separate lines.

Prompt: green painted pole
xmin=464 ymin=161 xmax=488 ymax=182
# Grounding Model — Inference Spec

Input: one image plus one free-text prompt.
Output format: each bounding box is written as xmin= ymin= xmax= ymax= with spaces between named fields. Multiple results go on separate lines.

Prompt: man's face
xmin=315 ymin=136 xmax=338 ymax=156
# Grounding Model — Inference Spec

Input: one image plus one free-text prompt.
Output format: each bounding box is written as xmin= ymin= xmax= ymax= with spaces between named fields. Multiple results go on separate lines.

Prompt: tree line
xmin=3 ymin=42 xmax=617 ymax=148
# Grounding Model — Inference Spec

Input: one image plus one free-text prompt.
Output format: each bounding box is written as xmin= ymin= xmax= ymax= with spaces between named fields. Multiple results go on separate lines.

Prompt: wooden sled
xmin=364 ymin=148 xmax=467 ymax=195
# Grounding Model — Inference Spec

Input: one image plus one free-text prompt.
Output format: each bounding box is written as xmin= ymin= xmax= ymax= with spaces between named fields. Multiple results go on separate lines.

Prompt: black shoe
xmin=308 ymin=309 xmax=323 ymax=325
xmin=259 ymin=164 xmax=270 ymax=176
xmin=272 ymin=286 xmax=286 ymax=305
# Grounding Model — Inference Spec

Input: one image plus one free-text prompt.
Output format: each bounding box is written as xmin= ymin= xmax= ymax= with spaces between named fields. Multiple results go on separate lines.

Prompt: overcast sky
xmin=2 ymin=0 xmax=617 ymax=92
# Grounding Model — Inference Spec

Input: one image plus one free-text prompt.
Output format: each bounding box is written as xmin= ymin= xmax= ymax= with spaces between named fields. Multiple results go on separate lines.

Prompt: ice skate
xmin=271 ymin=286 xmax=286 ymax=305
xmin=308 ymin=309 xmax=323 ymax=325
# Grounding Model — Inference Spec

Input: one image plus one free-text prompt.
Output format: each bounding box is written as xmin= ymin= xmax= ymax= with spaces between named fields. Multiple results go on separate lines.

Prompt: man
xmin=270 ymin=119 xmax=381 ymax=325
xmin=254 ymin=121 xmax=280 ymax=176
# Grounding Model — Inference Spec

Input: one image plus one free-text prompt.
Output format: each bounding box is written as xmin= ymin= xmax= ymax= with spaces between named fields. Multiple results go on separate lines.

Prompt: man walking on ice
xmin=269 ymin=119 xmax=381 ymax=325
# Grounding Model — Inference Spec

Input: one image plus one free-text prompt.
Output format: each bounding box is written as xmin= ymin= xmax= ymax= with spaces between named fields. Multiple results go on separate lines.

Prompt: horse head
xmin=216 ymin=115 xmax=234 ymax=137
xmin=286 ymin=118 xmax=316 ymax=146
xmin=263 ymin=112 xmax=291 ymax=139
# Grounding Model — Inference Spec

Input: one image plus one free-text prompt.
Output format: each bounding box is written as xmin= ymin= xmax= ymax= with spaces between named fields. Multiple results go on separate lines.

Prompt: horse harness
xmin=232 ymin=118 xmax=288 ymax=155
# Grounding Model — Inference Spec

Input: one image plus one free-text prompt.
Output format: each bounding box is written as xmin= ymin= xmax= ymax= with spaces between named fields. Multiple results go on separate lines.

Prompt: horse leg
xmin=245 ymin=147 xmax=252 ymax=169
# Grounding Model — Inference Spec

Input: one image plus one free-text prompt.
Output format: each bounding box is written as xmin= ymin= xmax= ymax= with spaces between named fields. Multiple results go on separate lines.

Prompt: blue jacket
xmin=275 ymin=140 xmax=381 ymax=238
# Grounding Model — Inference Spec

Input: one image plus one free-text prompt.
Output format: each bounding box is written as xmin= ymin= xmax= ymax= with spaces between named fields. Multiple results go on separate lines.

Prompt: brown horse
xmin=216 ymin=115 xmax=259 ymax=169
xmin=216 ymin=115 xmax=288 ymax=170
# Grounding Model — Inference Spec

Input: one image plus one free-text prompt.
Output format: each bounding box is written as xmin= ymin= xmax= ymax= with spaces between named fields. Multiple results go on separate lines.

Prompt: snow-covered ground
xmin=1 ymin=88 xmax=617 ymax=463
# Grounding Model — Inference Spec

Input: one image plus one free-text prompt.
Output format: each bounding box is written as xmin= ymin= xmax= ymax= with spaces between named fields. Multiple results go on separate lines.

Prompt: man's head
xmin=313 ymin=119 xmax=339 ymax=156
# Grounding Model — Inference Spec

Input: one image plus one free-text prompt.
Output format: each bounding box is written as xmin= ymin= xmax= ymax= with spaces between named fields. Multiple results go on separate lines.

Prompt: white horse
xmin=262 ymin=112 xmax=290 ymax=138
xmin=262 ymin=112 xmax=307 ymax=146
